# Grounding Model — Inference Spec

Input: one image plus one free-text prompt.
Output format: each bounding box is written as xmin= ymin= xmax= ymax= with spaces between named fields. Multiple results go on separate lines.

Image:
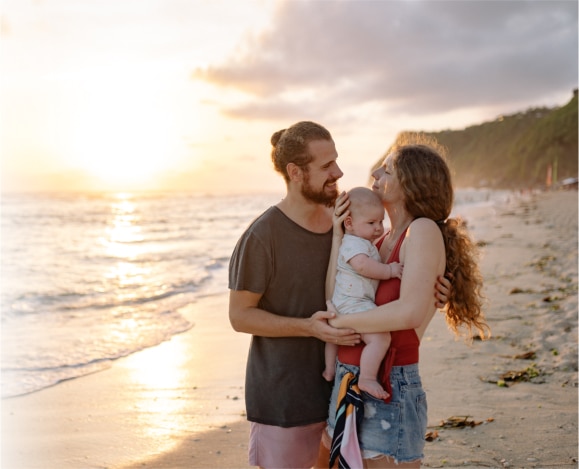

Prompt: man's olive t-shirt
xmin=228 ymin=206 xmax=333 ymax=427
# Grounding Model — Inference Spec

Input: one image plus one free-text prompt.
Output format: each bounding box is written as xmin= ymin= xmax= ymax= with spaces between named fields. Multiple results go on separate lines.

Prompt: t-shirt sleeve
xmin=228 ymin=229 xmax=271 ymax=294
xmin=340 ymin=236 xmax=373 ymax=264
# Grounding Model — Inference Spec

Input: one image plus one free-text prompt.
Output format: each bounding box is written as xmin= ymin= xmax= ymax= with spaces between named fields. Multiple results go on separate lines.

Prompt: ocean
xmin=1 ymin=189 xmax=508 ymax=399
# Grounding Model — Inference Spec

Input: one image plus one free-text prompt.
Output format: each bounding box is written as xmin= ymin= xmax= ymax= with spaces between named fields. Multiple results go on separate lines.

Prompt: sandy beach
xmin=2 ymin=190 xmax=577 ymax=469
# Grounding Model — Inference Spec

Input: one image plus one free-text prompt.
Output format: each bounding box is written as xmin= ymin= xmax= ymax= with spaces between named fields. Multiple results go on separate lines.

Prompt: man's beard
xmin=301 ymin=173 xmax=339 ymax=207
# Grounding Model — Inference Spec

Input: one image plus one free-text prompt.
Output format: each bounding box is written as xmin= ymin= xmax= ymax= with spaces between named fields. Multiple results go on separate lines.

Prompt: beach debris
xmin=499 ymin=351 xmax=536 ymax=360
xmin=514 ymin=351 xmax=536 ymax=359
xmin=501 ymin=363 xmax=541 ymax=381
xmin=528 ymin=255 xmax=555 ymax=272
xmin=438 ymin=415 xmax=484 ymax=428
xmin=480 ymin=363 xmax=542 ymax=387
xmin=425 ymin=416 xmax=493 ymax=440
xmin=509 ymin=287 xmax=535 ymax=295
xmin=425 ymin=430 xmax=439 ymax=441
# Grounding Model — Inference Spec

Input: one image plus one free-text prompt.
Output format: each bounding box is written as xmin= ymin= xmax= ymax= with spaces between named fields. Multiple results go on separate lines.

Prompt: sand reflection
xmin=125 ymin=338 xmax=192 ymax=443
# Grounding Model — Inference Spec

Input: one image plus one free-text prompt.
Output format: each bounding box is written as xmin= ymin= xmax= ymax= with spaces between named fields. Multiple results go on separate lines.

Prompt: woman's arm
xmin=330 ymin=218 xmax=445 ymax=333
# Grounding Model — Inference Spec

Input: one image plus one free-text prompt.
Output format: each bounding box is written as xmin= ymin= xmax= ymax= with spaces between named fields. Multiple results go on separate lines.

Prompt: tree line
xmin=384 ymin=90 xmax=578 ymax=189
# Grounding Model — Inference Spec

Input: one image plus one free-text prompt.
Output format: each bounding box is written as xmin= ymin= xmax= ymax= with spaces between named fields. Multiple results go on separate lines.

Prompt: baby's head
xmin=344 ymin=187 xmax=385 ymax=242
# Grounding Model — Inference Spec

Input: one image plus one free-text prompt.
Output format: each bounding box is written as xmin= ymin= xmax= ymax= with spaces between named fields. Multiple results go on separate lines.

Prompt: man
xmin=229 ymin=121 xmax=359 ymax=468
xmin=229 ymin=121 xmax=448 ymax=468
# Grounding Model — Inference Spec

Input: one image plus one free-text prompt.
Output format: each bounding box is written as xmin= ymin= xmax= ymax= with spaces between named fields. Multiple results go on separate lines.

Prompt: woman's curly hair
xmin=388 ymin=133 xmax=490 ymax=340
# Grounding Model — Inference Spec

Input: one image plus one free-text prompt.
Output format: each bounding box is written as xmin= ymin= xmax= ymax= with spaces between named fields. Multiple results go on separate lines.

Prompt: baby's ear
xmin=343 ymin=216 xmax=353 ymax=230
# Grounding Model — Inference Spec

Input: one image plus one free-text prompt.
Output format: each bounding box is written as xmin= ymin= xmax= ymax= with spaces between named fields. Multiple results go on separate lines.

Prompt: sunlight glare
xmin=69 ymin=68 xmax=182 ymax=189
xmin=103 ymin=196 xmax=149 ymax=293
xmin=126 ymin=339 xmax=190 ymax=440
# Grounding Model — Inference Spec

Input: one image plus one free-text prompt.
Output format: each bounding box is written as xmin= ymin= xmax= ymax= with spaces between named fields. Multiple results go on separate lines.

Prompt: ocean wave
xmin=1 ymin=307 xmax=193 ymax=398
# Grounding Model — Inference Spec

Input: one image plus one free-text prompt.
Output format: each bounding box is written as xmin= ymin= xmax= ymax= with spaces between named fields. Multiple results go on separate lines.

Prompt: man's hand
xmin=332 ymin=191 xmax=350 ymax=237
xmin=435 ymin=274 xmax=452 ymax=309
xmin=308 ymin=307 xmax=360 ymax=346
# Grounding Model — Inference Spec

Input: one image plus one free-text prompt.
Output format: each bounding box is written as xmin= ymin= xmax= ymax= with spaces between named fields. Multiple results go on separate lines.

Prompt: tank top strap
xmin=389 ymin=228 xmax=407 ymax=262
xmin=376 ymin=227 xmax=409 ymax=263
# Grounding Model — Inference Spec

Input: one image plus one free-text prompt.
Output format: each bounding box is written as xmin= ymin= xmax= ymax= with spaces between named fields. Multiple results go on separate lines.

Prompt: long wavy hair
xmin=389 ymin=134 xmax=490 ymax=339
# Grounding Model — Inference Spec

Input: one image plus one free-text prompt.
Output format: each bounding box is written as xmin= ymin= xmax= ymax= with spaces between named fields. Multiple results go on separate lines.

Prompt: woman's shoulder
xmin=406 ymin=218 xmax=444 ymax=245
xmin=408 ymin=217 xmax=439 ymax=232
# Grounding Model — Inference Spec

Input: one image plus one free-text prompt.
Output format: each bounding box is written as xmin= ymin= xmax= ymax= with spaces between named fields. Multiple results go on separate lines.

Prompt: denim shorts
xmin=326 ymin=360 xmax=427 ymax=463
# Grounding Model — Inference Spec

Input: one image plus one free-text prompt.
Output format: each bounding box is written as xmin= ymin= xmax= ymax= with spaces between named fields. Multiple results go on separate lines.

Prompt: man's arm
xmin=325 ymin=230 xmax=343 ymax=301
xmin=325 ymin=191 xmax=349 ymax=301
xmin=229 ymin=289 xmax=361 ymax=345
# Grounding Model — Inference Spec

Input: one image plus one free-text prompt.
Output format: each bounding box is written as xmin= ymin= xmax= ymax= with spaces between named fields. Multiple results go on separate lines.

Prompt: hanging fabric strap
xmin=329 ymin=371 xmax=364 ymax=469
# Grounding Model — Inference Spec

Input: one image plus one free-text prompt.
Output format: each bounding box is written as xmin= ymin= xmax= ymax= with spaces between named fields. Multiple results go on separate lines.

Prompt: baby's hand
xmin=390 ymin=262 xmax=403 ymax=279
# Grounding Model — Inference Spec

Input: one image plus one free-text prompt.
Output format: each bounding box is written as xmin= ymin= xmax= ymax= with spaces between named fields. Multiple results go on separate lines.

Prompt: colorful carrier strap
xmin=329 ymin=371 xmax=364 ymax=468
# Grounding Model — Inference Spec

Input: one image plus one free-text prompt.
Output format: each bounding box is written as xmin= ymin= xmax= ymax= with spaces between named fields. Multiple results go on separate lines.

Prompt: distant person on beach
xmin=318 ymin=136 xmax=490 ymax=468
xmin=323 ymin=187 xmax=402 ymax=401
xmin=228 ymin=121 xmax=451 ymax=469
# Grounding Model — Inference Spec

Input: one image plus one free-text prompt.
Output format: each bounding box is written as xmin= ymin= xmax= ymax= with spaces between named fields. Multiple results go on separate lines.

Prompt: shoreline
xmin=2 ymin=190 xmax=577 ymax=468
xmin=2 ymin=294 xmax=252 ymax=469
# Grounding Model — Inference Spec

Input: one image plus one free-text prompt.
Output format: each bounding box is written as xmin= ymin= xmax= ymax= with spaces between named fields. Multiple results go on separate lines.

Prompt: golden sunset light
xmin=1 ymin=2 xmax=577 ymax=468
xmin=2 ymin=0 xmax=575 ymax=194
xmin=67 ymin=74 xmax=181 ymax=189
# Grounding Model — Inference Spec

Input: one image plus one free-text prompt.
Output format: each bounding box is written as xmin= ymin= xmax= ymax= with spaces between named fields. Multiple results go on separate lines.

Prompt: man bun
xmin=271 ymin=129 xmax=286 ymax=147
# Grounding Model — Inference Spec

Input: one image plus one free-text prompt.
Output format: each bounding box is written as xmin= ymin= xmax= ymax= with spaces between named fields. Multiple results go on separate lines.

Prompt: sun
xmin=68 ymin=69 xmax=184 ymax=191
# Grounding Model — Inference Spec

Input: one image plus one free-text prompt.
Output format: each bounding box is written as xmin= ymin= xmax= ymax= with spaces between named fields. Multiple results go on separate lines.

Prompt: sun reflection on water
xmin=103 ymin=194 xmax=151 ymax=296
xmin=106 ymin=194 xmax=144 ymax=251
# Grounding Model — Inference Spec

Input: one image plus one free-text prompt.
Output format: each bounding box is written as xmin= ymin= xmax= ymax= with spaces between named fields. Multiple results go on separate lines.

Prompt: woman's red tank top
xmin=337 ymin=229 xmax=419 ymax=400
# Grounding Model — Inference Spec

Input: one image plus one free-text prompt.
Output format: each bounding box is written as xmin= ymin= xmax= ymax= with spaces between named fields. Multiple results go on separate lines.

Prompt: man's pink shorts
xmin=249 ymin=421 xmax=326 ymax=468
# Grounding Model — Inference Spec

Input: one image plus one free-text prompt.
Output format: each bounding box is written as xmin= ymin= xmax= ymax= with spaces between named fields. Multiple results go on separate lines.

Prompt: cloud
xmin=193 ymin=0 xmax=578 ymax=121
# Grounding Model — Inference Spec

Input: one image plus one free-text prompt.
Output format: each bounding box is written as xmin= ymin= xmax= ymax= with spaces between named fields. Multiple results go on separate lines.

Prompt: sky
xmin=1 ymin=0 xmax=577 ymax=194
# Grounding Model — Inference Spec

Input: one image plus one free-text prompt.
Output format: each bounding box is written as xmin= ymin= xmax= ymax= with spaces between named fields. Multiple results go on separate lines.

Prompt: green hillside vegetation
xmin=383 ymin=91 xmax=578 ymax=189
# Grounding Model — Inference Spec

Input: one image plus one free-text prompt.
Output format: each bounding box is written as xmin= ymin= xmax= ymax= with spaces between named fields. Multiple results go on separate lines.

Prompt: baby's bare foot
xmin=358 ymin=378 xmax=390 ymax=400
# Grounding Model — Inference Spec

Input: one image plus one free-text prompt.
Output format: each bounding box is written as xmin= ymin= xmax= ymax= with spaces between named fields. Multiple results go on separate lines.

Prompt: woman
xmin=319 ymin=136 xmax=490 ymax=468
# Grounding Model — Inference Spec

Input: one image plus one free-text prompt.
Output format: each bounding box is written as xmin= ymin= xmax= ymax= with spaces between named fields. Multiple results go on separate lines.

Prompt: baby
xmin=324 ymin=187 xmax=402 ymax=399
